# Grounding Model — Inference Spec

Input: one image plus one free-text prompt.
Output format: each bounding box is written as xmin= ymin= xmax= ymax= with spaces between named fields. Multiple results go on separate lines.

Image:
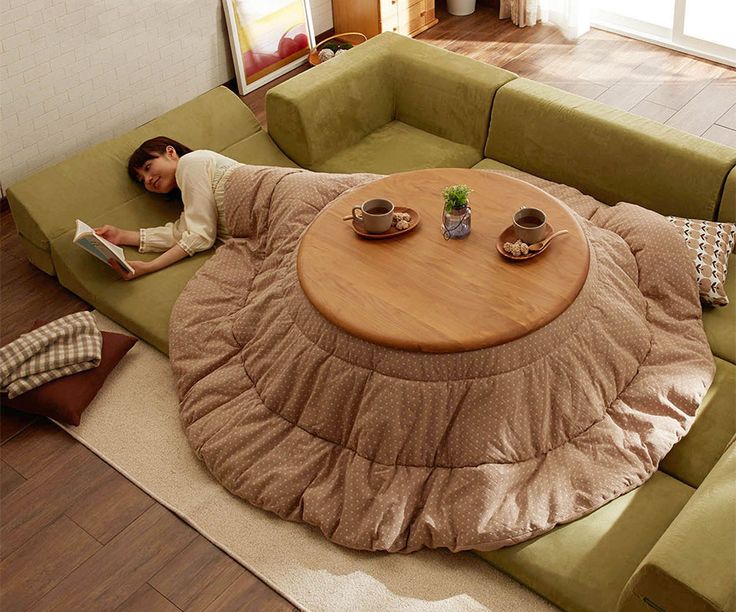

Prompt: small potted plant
xmin=442 ymin=184 xmax=473 ymax=239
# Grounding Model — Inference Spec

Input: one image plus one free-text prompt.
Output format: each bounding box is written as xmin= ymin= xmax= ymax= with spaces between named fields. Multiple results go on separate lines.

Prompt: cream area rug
xmin=57 ymin=313 xmax=555 ymax=611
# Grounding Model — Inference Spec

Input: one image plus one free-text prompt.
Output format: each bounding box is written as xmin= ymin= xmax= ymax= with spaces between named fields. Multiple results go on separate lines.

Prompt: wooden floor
xmin=1 ymin=3 xmax=735 ymax=610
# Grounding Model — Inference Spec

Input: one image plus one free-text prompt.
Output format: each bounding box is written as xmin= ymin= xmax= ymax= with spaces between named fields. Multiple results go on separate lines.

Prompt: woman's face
xmin=136 ymin=146 xmax=179 ymax=193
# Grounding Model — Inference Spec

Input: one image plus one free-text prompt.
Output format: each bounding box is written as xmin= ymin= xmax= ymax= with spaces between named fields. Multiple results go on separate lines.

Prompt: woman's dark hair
xmin=127 ymin=136 xmax=192 ymax=183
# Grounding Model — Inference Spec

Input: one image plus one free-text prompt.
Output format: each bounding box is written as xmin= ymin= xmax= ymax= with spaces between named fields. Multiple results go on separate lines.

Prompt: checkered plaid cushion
xmin=0 ymin=311 xmax=102 ymax=398
xmin=667 ymin=216 xmax=736 ymax=307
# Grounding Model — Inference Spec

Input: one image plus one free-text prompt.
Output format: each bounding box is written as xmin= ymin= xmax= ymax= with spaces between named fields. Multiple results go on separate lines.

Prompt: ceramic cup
xmin=352 ymin=198 xmax=395 ymax=234
xmin=513 ymin=207 xmax=547 ymax=243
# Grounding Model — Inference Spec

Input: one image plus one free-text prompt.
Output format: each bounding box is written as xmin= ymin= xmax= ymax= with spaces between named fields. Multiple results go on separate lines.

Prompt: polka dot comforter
xmin=169 ymin=165 xmax=714 ymax=553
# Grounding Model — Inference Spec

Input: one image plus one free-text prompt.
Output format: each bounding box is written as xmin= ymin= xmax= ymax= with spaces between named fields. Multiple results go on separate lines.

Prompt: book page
xmin=75 ymin=219 xmax=127 ymax=260
xmin=74 ymin=219 xmax=134 ymax=273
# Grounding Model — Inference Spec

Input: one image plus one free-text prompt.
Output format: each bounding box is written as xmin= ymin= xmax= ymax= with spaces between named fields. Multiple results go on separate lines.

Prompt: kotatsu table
xmin=172 ymin=164 xmax=712 ymax=553
xmin=297 ymin=168 xmax=590 ymax=352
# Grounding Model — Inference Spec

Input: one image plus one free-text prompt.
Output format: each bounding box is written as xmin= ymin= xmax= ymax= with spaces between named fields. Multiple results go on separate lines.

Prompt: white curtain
xmin=499 ymin=0 xmax=590 ymax=39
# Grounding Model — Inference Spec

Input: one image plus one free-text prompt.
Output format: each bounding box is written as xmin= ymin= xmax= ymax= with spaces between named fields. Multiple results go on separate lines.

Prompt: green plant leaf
xmin=442 ymin=184 xmax=472 ymax=212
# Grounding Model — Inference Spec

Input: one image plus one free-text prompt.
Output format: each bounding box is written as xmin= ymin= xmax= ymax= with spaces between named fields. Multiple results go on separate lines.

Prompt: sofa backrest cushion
xmin=266 ymin=37 xmax=395 ymax=168
xmin=486 ymin=78 xmax=736 ymax=220
xmin=8 ymin=86 xmax=262 ymax=275
xmin=719 ymin=166 xmax=736 ymax=222
xmin=390 ymin=34 xmax=516 ymax=153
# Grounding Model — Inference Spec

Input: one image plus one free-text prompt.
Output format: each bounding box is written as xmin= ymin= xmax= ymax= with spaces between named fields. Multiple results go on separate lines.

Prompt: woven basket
xmin=308 ymin=32 xmax=368 ymax=66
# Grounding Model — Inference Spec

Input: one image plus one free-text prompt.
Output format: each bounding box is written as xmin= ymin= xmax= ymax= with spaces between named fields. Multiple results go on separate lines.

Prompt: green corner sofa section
xmin=8 ymin=31 xmax=736 ymax=612
xmin=266 ymin=32 xmax=516 ymax=174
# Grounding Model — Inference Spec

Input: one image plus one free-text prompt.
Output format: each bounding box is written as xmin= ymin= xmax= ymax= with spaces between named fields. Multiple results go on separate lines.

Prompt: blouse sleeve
xmin=173 ymin=154 xmax=218 ymax=256
xmin=139 ymin=220 xmax=180 ymax=253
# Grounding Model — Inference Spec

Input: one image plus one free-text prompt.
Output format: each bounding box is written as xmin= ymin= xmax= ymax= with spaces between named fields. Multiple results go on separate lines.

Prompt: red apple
xmin=244 ymin=50 xmax=256 ymax=73
xmin=257 ymin=53 xmax=280 ymax=70
xmin=244 ymin=50 xmax=280 ymax=74
xmin=293 ymin=33 xmax=308 ymax=49
xmin=278 ymin=36 xmax=300 ymax=59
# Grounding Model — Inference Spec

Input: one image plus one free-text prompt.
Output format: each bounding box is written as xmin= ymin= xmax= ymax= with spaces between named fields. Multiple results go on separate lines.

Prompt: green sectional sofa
xmin=8 ymin=31 xmax=736 ymax=612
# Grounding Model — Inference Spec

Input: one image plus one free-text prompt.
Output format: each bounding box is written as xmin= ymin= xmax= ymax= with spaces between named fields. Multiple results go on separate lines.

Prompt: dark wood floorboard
xmin=0 ymin=516 xmax=101 ymax=611
xmin=201 ymin=573 xmax=297 ymax=612
xmin=31 ymin=504 xmax=197 ymax=610
xmin=1 ymin=440 xmax=107 ymax=561
xmin=115 ymin=584 xmax=181 ymax=612
xmin=0 ymin=461 xmax=25 ymax=498
xmin=1 ymin=2 xmax=734 ymax=609
xmin=148 ymin=536 xmax=246 ymax=611
xmin=1 ymin=419 xmax=80 ymax=479
xmin=64 ymin=465 xmax=154 ymax=545
xmin=0 ymin=407 xmax=37 ymax=445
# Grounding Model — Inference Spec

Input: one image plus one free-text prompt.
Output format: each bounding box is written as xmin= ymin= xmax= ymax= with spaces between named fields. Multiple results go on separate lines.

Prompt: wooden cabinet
xmin=332 ymin=0 xmax=438 ymax=40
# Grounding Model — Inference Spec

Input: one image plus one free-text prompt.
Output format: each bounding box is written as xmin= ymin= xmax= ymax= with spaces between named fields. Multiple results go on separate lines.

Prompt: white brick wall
xmin=0 ymin=0 xmax=334 ymax=190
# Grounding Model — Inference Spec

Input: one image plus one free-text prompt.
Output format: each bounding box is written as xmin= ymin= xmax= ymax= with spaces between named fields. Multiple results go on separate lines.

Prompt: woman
xmin=96 ymin=136 xmax=241 ymax=279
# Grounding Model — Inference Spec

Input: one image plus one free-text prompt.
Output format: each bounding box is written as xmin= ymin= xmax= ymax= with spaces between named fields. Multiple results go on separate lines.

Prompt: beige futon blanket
xmin=169 ymin=166 xmax=714 ymax=553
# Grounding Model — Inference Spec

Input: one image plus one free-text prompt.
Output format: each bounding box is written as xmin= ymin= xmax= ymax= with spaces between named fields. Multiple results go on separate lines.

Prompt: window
xmin=590 ymin=0 xmax=735 ymax=66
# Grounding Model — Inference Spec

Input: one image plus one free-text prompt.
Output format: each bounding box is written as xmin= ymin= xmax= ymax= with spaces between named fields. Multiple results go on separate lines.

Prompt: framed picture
xmin=223 ymin=0 xmax=316 ymax=95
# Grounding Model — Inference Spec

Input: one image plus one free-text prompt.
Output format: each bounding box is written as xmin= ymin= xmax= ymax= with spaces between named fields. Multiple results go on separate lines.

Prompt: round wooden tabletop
xmin=297 ymin=169 xmax=590 ymax=353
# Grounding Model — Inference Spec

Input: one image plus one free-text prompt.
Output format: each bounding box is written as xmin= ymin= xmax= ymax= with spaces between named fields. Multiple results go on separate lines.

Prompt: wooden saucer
xmin=349 ymin=206 xmax=421 ymax=239
xmin=496 ymin=224 xmax=554 ymax=261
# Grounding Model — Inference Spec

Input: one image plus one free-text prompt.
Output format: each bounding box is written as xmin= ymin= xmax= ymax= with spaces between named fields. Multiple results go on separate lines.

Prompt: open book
xmin=73 ymin=219 xmax=135 ymax=274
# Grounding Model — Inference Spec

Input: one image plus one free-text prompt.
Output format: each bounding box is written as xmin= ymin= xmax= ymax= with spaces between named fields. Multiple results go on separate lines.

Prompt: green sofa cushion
xmin=618 ymin=442 xmax=736 ymax=612
xmin=312 ymin=120 xmax=482 ymax=175
xmin=17 ymin=234 xmax=56 ymax=276
xmin=50 ymin=197 xmax=213 ymax=354
xmin=476 ymin=471 xmax=694 ymax=612
xmin=221 ymin=131 xmax=300 ymax=168
xmin=472 ymin=158 xmax=520 ymax=173
xmin=390 ymin=34 xmax=516 ymax=153
xmin=7 ymin=86 xmax=267 ymax=276
xmin=660 ymin=357 xmax=736 ymax=487
xmin=718 ymin=166 xmax=736 ymax=222
xmin=53 ymin=236 xmax=209 ymax=355
xmin=486 ymin=78 xmax=736 ymax=220
xmin=702 ymin=252 xmax=736 ymax=364
xmin=266 ymin=38 xmax=394 ymax=169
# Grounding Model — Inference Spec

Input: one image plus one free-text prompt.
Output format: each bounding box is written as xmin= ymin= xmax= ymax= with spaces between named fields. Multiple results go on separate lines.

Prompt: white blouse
xmin=139 ymin=150 xmax=241 ymax=256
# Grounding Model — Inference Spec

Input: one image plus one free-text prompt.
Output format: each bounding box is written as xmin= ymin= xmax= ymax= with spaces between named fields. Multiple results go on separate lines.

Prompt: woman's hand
xmin=108 ymin=259 xmax=152 ymax=281
xmin=108 ymin=244 xmax=188 ymax=281
xmin=95 ymin=225 xmax=139 ymax=247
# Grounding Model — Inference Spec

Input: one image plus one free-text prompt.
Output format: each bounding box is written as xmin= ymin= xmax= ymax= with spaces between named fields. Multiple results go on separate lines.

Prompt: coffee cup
xmin=513 ymin=207 xmax=547 ymax=243
xmin=352 ymin=198 xmax=395 ymax=234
